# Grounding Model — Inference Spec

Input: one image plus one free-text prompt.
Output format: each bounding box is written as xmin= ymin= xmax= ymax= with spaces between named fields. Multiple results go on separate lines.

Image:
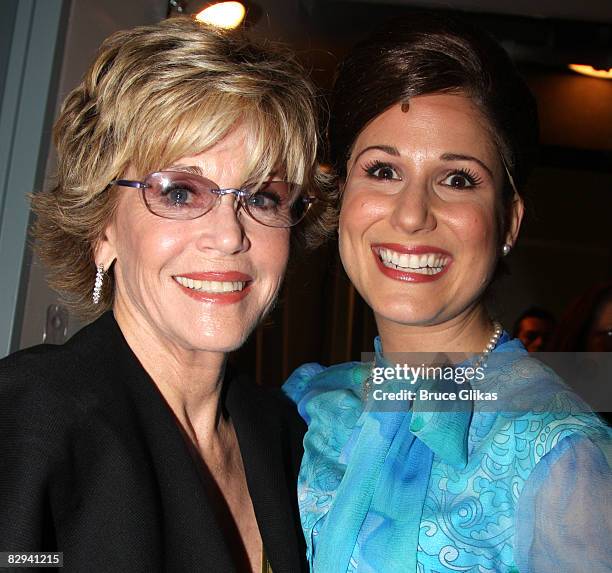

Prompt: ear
xmin=504 ymin=192 xmax=524 ymax=248
xmin=93 ymin=218 xmax=118 ymax=271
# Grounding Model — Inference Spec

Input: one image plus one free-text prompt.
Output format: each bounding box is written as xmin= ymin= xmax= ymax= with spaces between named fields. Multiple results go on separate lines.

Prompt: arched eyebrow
xmin=351 ymin=145 xmax=400 ymax=163
xmin=440 ymin=153 xmax=494 ymax=178
xmin=165 ymin=164 xmax=203 ymax=175
xmin=165 ymin=164 xmax=284 ymax=179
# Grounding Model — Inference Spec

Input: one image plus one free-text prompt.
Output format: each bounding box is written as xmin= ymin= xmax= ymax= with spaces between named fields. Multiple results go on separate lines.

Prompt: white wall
xmin=17 ymin=0 xmax=167 ymax=351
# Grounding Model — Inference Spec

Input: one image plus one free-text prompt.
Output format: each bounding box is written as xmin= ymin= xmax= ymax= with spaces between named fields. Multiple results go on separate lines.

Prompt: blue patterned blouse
xmin=283 ymin=336 xmax=612 ymax=573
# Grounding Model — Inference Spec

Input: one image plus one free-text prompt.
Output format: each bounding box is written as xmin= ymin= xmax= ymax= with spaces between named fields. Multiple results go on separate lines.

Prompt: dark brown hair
xmin=326 ymin=12 xmax=538 ymax=230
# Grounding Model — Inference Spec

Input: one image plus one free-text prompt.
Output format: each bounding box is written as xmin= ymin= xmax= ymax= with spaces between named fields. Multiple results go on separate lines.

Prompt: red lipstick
xmin=371 ymin=243 xmax=452 ymax=283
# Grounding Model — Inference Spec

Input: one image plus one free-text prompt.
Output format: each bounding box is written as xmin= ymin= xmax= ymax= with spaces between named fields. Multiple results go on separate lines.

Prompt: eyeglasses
xmin=109 ymin=171 xmax=316 ymax=228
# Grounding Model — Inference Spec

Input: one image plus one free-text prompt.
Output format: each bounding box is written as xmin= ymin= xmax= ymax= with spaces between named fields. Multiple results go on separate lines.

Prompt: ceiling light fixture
xmin=568 ymin=64 xmax=612 ymax=80
xmin=195 ymin=2 xmax=246 ymax=29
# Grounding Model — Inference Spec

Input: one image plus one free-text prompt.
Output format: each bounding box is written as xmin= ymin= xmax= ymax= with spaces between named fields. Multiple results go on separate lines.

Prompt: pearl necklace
xmin=362 ymin=321 xmax=504 ymax=402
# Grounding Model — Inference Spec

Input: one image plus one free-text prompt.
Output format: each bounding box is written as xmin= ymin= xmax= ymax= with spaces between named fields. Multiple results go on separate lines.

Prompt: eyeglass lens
xmin=140 ymin=171 xmax=311 ymax=228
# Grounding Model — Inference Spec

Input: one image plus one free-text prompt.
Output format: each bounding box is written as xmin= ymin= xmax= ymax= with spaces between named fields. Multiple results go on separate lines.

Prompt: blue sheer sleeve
xmin=515 ymin=431 xmax=612 ymax=572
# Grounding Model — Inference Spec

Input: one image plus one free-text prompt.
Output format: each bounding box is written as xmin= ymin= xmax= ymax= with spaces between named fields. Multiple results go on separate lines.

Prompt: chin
xmin=376 ymin=311 xmax=442 ymax=328
xmin=162 ymin=311 xmax=256 ymax=354
xmin=370 ymin=296 xmax=447 ymax=328
xmin=182 ymin=330 xmax=251 ymax=354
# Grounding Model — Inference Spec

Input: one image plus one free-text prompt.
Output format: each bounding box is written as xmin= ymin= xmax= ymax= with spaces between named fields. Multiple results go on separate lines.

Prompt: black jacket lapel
xmin=99 ymin=313 xmax=236 ymax=572
xmin=226 ymin=373 xmax=307 ymax=573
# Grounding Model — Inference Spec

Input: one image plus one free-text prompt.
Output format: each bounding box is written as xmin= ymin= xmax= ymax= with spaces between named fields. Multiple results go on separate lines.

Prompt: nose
xmin=388 ymin=178 xmax=437 ymax=234
xmin=195 ymin=194 xmax=249 ymax=255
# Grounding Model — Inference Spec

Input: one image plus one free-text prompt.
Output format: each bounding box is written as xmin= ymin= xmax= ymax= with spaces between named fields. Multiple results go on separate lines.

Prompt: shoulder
xmin=283 ymin=361 xmax=368 ymax=426
xmin=471 ymin=351 xmax=611 ymax=465
xmin=0 ymin=341 xmax=107 ymax=474
xmin=0 ymin=340 xmax=84 ymax=412
xmin=484 ymin=347 xmax=599 ymax=417
xmin=0 ymin=314 xmax=131 ymax=432
xmin=283 ymin=361 xmax=366 ymax=403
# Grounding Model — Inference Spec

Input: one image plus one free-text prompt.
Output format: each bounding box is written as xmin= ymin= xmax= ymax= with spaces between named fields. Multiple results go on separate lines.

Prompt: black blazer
xmin=0 ymin=312 xmax=307 ymax=572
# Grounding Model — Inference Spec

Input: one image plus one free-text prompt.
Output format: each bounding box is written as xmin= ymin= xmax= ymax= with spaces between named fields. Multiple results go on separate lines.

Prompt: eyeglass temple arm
xmin=109 ymin=179 xmax=148 ymax=189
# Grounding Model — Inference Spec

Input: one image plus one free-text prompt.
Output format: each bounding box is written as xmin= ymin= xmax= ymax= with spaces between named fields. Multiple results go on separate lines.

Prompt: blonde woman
xmin=0 ymin=17 xmax=323 ymax=572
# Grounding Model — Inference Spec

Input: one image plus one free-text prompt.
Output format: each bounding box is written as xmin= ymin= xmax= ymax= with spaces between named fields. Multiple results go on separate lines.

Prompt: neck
xmin=113 ymin=300 xmax=229 ymax=449
xmin=376 ymin=303 xmax=496 ymax=355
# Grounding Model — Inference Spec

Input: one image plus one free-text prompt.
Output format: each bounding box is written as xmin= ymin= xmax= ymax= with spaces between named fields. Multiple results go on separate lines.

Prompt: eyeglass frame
xmin=107 ymin=171 xmax=317 ymax=229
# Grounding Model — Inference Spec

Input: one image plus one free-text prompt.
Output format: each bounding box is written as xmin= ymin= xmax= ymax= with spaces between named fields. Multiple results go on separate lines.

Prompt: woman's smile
xmin=173 ymin=270 xmax=253 ymax=303
xmin=371 ymin=243 xmax=453 ymax=282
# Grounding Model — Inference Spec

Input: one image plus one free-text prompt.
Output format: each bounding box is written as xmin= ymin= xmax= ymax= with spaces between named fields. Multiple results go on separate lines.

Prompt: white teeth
xmin=381 ymin=263 xmax=443 ymax=275
xmin=174 ymin=276 xmax=246 ymax=293
xmin=376 ymin=248 xmax=449 ymax=273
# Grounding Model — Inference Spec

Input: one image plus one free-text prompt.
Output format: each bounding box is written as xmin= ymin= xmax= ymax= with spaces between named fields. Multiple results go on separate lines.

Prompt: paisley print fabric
xmin=284 ymin=336 xmax=612 ymax=573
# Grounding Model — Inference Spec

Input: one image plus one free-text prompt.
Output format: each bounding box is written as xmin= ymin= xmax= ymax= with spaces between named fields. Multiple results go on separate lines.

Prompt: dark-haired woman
xmin=284 ymin=14 xmax=612 ymax=573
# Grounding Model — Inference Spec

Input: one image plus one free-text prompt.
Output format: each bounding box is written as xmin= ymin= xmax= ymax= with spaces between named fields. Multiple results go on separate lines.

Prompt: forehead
xmin=169 ymin=125 xmax=249 ymax=168
xmin=352 ymin=93 xmax=498 ymax=162
xmin=162 ymin=122 xmax=281 ymax=181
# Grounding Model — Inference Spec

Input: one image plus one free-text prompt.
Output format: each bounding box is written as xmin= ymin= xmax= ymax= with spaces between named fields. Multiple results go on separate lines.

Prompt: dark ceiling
xmin=274 ymin=0 xmax=612 ymax=168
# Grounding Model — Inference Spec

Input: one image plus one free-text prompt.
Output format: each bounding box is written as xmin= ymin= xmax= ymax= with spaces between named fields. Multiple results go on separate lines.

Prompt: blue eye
xmin=248 ymin=190 xmax=282 ymax=211
xmin=162 ymin=185 xmax=196 ymax=206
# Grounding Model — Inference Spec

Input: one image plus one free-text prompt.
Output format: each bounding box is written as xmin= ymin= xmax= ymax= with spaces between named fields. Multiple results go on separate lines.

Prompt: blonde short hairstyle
xmin=32 ymin=17 xmax=329 ymax=319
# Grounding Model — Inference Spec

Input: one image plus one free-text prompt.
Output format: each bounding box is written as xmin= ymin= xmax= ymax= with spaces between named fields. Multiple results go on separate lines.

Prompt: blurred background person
xmin=513 ymin=306 xmax=557 ymax=351
xmin=551 ymin=281 xmax=612 ymax=352
xmin=550 ymin=281 xmax=612 ymax=424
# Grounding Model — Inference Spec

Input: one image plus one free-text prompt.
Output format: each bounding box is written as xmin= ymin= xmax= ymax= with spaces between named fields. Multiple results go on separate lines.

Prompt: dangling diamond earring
xmin=502 ymin=243 xmax=512 ymax=256
xmin=92 ymin=264 xmax=104 ymax=304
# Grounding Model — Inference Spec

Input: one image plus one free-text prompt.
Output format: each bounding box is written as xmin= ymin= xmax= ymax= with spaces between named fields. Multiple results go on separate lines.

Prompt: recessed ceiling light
xmin=568 ymin=64 xmax=612 ymax=80
xmin=195 ymin=2 xmax=246 ymax=29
